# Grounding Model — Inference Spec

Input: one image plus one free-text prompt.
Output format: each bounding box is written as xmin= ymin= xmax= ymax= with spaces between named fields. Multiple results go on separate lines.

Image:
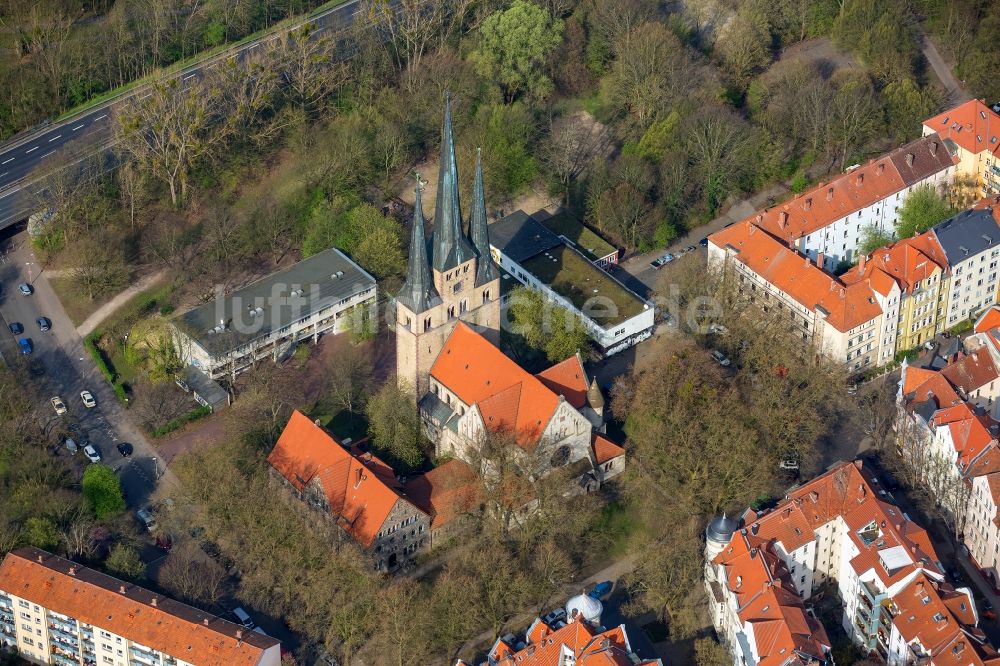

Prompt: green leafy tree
xmin=858 ymin=225 xmax=895 ymax=255
xmin=883 ymin=79 xmax=944 ymax=141
xmin=82 ymin=465 xmax=126 ymax=519
xmin=507 ymin=287 xmax=590 ymax=362
xmin=365 ymin=382 xmax=426 ymax=474
xmin=896 ymin=185 xmax=955 ymax=239
xmin=718 ymin=2 xmax=772 ymax=86
xmin=462 ymin=103 xmax=538 ymax=198
xmin=24 ymin=517 xmax=60 ymax=550
xmin=636 ymin=111 xmax=681 ymax=161
xmin=469 ymin=0 xmax=564 ymax=101
xmin=105 ymin=543 xmax=144 ymax=580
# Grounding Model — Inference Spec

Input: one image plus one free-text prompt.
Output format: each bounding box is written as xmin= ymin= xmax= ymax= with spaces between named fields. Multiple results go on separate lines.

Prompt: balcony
xmin=49 ymin=623 xmax=79 ymax=642
xmin=48 ymin=615 xmax=78 ymax=633
xmin=50 ymin=651 xmax=80 ymax=666
xmin=129 ymin=645 xmax=162 ymax=665
xmin=49 ymin=631 xmax=80 ymax=651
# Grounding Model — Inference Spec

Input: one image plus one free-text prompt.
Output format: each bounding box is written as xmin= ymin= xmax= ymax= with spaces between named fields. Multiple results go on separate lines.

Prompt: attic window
xmin=933 ymin=613 xmax=946 ymax=622
xmin=762 ymin=605 xmax=770 ymax=612
xmin=921 ymin=596 xmax=931 ymax=605
xmin=941 ymin=117 xmax=948 ymax=125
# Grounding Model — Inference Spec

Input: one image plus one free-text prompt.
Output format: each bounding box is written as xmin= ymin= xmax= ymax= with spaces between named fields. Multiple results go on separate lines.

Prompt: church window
xmin=483 ymin=290 xmax=491 ymax=304
xmin=464 ymin=265 xmax=469 ymax=273
xmin=404 ymin=316 xmax=411 ymax=331
xmin=447 ymin=305 xmax=456 ymax=319
xmin=460 ymin=299 xmax=468 ymax=315
xmin=550 ymin=445 xmax=570 ymax=468
xmin=453 ymin=281 xmax=463 ymax=294
xmin=423 ymin=317 xmax=432 ymax=332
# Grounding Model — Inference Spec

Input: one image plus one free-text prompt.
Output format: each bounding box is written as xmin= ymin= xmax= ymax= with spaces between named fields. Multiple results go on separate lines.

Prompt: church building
xmin=395 ymin=98 xmax=624 ymax=486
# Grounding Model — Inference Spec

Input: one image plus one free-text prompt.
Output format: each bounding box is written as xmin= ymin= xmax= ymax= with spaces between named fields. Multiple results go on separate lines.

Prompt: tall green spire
xmin=469 ymin=148 xmax=498 ymax=286
xmin=397 ymin=180 xmax=441 ymax=314
xmin=431 ymin=93 xmax=476 ymax=273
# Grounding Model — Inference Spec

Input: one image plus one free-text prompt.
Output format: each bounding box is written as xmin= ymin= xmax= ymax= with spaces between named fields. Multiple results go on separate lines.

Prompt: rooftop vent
xmin=333 ymin=270 xmax=344 ymax=278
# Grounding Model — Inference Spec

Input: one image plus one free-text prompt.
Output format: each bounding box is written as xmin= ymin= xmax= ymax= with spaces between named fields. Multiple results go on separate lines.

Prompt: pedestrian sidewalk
xmin=76 ymin=268 xmax=168 ymax=337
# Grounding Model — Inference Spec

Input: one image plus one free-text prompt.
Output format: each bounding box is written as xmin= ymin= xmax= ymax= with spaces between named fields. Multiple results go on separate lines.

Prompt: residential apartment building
xmin=743 ymin=133 xmax=956 ymax=268
xmin=924 ymin=100 xmax=1000 ymax=197
xmin=173 ymin=246 xmax=377 ymax=381
xmin=0 ymin=547 xmax=281 ymax=666
xmin=935 ymin=205 xmax=1000 ymax=327
xmin=705 ymin=461 xmax=1000 ymax=665
xmin=708 ymin=221 xmax=890 ymax=371
xmin=456 ymin=594 xmax=660 ymax=666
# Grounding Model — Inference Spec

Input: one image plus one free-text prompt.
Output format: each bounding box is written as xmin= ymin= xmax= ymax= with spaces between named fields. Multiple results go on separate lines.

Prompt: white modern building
xmin=0 ymin=547 xmax=281 ymax=666
xmin=488 ymin=210 xmax=654 ymax=356
xmin=172 ymin=246 xmax=377 ymax=380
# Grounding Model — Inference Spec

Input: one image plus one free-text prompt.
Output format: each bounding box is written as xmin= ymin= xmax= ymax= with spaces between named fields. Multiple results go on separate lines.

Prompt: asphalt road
xmin=0 ymin=229 xmax=172 ymax=514
xmin=0 ymin=0 xmax=367 ymax=230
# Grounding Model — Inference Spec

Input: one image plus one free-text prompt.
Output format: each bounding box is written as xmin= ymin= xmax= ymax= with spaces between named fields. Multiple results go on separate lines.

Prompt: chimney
xmin=779 ymin=211 xmax=789 ymax=228
xmin=817 ymin=252 xmax=825 ymax=269
xmin=751 ymin=523 xmax=759 ymax=535
xmin=805 ymin=198 xmax=813 ymax=211
xmin=68 ymin=566 xmax=76 ymax=576
xmin=119 ymin=585 xmax=126 ymax=594
xmin=906 ymin=153 xmax=915 ymax=167
xmin=859 ymin=254 xmax=867 ymax=272
xmin=151 ymin=597 xmax=157 ymax=607
xmin=203 ymin=618 xmax=209 ymax=626
xmin=877 ymin=163 xmax=885 ymax=175
xmin=756 ymin=214 xmax=763 ymax=224
xmin=827 ymin=187 xmax=834 ymax=201
xmin=856 ymin=172 xmax=864 ymax=186
xmin=37 ymin=554 xmax=42 ymax=563
xmin=236 ymin=629 xmax=243 ymax=639
xmin=930 ymin=141 xmax=939 ymax=156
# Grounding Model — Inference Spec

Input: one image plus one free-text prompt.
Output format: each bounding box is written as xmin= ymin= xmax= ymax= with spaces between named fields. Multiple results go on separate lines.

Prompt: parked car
xmin=17 ymin=283 xmax=32 ymax=296
xmin=711 ymin=350 xmax=731 ymax=367
xmin=649 ymin=253 xmax=674 ymax=269
xmin=588 ymin=581 xmax=613 ymax=599
xmin=136 ymin=508 xmax=157 ymax=532
xmin=18 ymin=338 xmax=31 ymax=354
xmin=50 ymin=396 xmax=67 ymax=415
xmin=699 ymin=237 xmax=709 ymax=247
xmin=64 ymin=438 xmax=78 ymax=454
xmin=683 ymin=245 xmax=696 ymax=253
xmin=779 ymin=458 xmax=800 ymax=471
xmin=80 ymin=390 xmax=96 ymax=408
xmin=116 ymin=442 xmax=133 ymax=457
xmin=232 ymin=607 xmax=255 ymax=629
xmin=708 ymin=323 xmax=729 ymax=336
xmin=83 ymin=444 xmax=101 ymax=463
xmin=8 ymin=322 xmax=22 ymax=334
xmin=540 ymin=608 xmax=567 ymax=626
xmin=36 ymin=317 xmax=51 ymax=332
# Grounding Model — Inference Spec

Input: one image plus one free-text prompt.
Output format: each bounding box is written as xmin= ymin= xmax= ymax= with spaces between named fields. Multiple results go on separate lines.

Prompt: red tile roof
xmin=431 ymin=322 xmax=575 ymax=449
xmin=709 ymin=222 xmax=883 ymax=331
xmin=0 ymin=548 xmax=278 ymax=666
xmin=473 ymin=618 xmax=658 ymax=666
xmin=535 ymin=355 xmax=588 ymax=409
xmin=403 ymin=459 xmax=480 ymax=530
xmin=592 ymin=434 xmax=625 ymax=464
xmin=975 ymin=305 xmax=1000 ymax=335
xmin=940 ymin=349 xmax=1000 ymax=397
xmin=267 ymin=410 xmax=424 ymax=547
xmin=924 ymin=100 xmax=1000 ymax=158
xmin=842 ymin=231 xmax=947 ymax=294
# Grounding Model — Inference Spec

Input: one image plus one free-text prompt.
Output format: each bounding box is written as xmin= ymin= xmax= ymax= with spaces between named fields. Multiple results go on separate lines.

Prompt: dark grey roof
xmin=488 ymin=210 xmax=562 ymax=262
xmin=397 ymin=185 xmax=442 ymax=314
xmin=933 ymin=208 xmax=1000 ymax=267
xmin=705 ymin=514 xmax=739 ymax=544
xmin=181 ymin=366 xmax=228 ymax=409
xmin=176 ymin=247 xmax=375 ymax=357
xmin=469 ymin=149 xmax=499 ymax=287
xmin=888 ymin=132 xmax=955 ymax=186
xmin=431 ymin=94 xmax=476 ymax=273
xmin=418 ymin=391 xmax=454 ymax=425
xmin=913 ymin=398 xmax=938 ymax=424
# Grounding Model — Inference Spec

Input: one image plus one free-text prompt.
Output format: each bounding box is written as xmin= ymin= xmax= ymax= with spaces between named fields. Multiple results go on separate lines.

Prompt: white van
xmin=232 ymin=607 xmax=254 ymax=629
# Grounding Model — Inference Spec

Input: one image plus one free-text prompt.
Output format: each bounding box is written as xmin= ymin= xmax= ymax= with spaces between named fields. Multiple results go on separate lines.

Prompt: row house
xmin=0 ymin=547 xmax=281 ymax=666
xmin=743 ymin=133 xmax=956 ymax=269
xmin=924 ymin=99 xmax=1000 ymax=198
xmin=705 ymin=461 xmax=1000 ymax=665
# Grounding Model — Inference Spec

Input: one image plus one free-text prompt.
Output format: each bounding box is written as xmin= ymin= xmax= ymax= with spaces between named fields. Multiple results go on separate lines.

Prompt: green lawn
xmin=48 ymin=277 xmax=114 ymax=328
xmin=521 ymin=245 xmax=646 ymax=326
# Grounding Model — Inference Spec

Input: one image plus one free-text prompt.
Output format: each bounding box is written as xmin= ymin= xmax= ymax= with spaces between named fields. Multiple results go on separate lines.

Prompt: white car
xmin=50 ymin=396 xmax=67 ymax=415
xmin=83 ymin=444 xmax=102 ymax=463
xmin=136 ymin=508 xmax=156 ymax=532
xmin=80 ymin=390 xmax=96 ymax=408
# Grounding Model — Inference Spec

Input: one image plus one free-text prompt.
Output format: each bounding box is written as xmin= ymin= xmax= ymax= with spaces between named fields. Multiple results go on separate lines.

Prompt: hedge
xmin=85 ymin=333 xmax=129 ymax=404
xmin=151 ymin=405 xmax=212 ymax=438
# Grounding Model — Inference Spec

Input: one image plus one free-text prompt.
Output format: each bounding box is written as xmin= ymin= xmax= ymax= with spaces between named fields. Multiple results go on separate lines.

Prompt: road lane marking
xmin=1 ymin=158 xmax=12 ymax=165
xmin=0 ymin=172 xmax=6 ymax=178
xmin=48 ymin=135 xmax=61 ymax=142
xmin=249 ymin=43 xmax=259 ymax=49
xmin=25 ymin=146 xmax=37 ymax=153
xmin=0 ymin=187 xmax=21 ymax=199
xmin=183 ymin=74 xmax=196 ymax=81
xmin=42 ymin=151 xmax=55 ymax=158
xmin=72 ymin=124 xmax=84 ymax=131
xmin=95 ymin=114 xmax=107 ymax=121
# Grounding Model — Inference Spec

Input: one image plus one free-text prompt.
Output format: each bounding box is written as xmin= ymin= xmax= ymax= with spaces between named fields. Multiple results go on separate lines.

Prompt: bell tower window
xmin=483 ymin=289 xmax=491 ymax=304
xmin=423 ymin=317 xmax=432 ymax=332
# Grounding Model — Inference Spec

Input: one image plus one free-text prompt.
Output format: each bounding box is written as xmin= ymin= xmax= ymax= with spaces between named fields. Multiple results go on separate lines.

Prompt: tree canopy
xmin=507 ymin=287 xmax=591 ymax=363
xmin=82 ymin=464 xmax=126 ymax=519
xmin=896 ymin=184 xmax=955 ymax=239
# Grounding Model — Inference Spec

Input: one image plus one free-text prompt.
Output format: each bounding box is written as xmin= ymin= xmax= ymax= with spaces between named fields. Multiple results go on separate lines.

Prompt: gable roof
xmin=474 ymin=617 xmax=659 ymax=666
xmin=535 ymin=355 xmax=589 ymax=409
xmin=709 ymin=222 xmax=883 ymax=332
xmin=975 ymin=305 xmax=1000 ymax=335
xmin=931 ymin=207 xmax=1000 ymax=268
xmin=592 ymin=434 xmax=625 ymax=464
xmin=431 ymin=322 xmax=569 ymax=449
xmin=842 ymin=231 xmax=947 ymax=294
xmin=0 ymin=548 xmax=278 ymax=666
xmin=924 ymin=100 xmax=1000 ymax=158
xmin=267 ymin=411 xmax=424 ymax=547
xmin=940 ymin=349 xmax=1000 ymax=395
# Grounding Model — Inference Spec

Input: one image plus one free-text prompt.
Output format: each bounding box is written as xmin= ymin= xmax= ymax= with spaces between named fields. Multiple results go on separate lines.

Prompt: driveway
xmin=0 ymin=229 xmax=176 ymax=511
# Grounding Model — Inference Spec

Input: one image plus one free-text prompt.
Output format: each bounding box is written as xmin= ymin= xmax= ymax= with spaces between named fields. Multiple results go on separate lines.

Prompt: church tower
xmin=395 ymin=96 xmax=501 ymax=397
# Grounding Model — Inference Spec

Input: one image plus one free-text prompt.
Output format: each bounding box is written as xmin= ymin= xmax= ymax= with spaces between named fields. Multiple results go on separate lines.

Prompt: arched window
xmin=550 ymin=445 xmax=570 ymax=468
xmin=483 ymin=289 xmax=491 ymax=304
xmin=447 ymin=305 xmax=456 ymax=320
xmin=460 ymin=299 xmax=468 ymax=315
xmin=423 ymin=317 xmax=432 ymax=332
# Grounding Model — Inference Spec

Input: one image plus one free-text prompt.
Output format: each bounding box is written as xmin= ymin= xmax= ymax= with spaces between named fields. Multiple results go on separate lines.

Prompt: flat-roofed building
xmin=172 ymin=247 xmax=377 ymax=380
xmin=0 ymin=547 xmax=281 ymax=666
xmin=489 ymin=210 xmax=654 ymax=356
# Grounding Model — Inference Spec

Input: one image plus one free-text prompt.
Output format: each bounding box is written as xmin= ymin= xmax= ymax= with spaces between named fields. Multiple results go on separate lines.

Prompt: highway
xmin=0 ymin=0 xmax=366 ymax=230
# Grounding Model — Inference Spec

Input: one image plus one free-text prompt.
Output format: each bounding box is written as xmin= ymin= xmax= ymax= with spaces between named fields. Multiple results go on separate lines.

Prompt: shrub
xmin=82 ymin=465 xmax=126 ymax=518
xmin=150 ymin=405 xmax=212 ymax=438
